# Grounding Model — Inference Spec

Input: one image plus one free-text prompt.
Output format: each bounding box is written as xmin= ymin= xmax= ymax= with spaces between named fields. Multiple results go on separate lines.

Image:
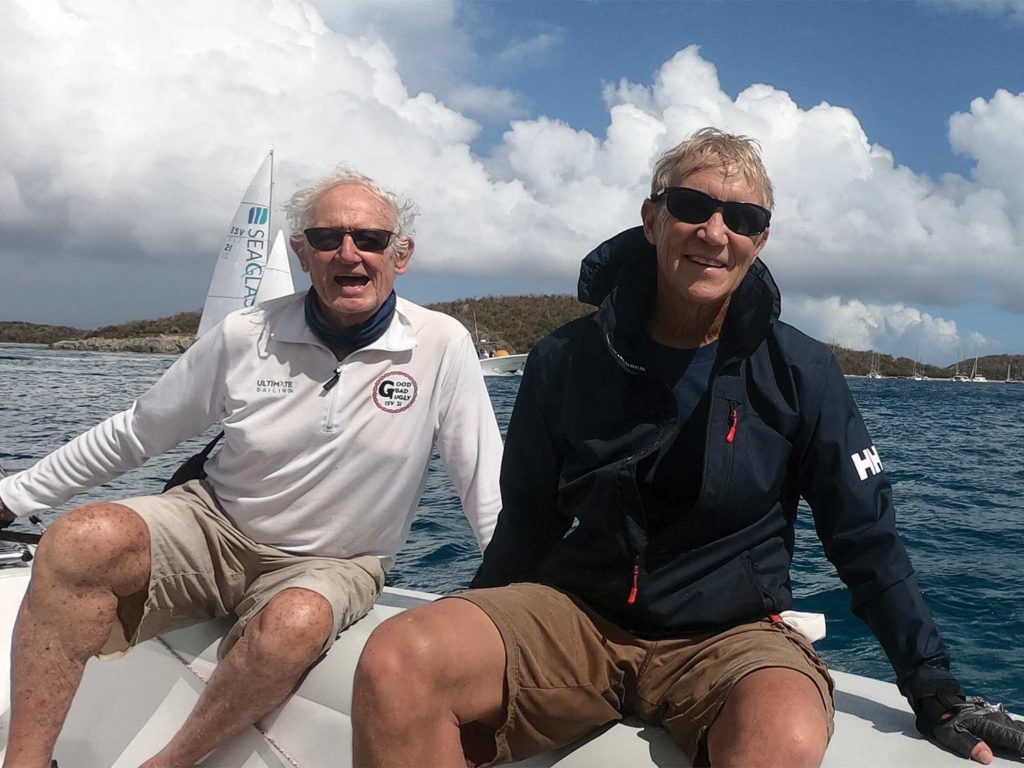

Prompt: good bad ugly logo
xmin=373 ymin=371 xmax=418 ymax=413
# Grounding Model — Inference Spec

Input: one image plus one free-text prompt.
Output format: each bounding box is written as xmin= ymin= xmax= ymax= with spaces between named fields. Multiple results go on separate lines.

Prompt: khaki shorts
xmin=456 ymin=583 xmax=835 ymax=766
xmin=100 ymin=480 xmax=385 ymax=659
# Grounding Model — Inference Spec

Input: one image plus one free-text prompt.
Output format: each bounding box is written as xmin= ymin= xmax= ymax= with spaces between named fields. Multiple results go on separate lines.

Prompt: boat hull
xmin=0 ymin=567 xmax=1017 ymax=766
xmin=480 ymin=353 xmax=528 ymax=376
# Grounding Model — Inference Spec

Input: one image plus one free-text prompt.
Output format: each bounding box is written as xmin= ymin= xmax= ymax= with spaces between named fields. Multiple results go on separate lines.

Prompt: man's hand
xmin=0 ymin=496 xmax=15 ymax=528
xmin=930 ymin=697 xmax=1024 ymax=763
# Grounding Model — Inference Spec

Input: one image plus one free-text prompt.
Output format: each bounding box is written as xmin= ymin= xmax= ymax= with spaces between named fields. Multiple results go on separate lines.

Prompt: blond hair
xmin=650 ymin=128 xmax=774 ymax=210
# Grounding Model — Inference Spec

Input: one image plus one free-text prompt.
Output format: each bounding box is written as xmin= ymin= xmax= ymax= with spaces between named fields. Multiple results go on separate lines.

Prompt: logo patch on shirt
xmin=256 ymin=378 xmax=294 ymax=395
xmin=373 ymin=371 xmax=418 ymax=413
xmin=851 ymin=445 xmax=883 ymax=481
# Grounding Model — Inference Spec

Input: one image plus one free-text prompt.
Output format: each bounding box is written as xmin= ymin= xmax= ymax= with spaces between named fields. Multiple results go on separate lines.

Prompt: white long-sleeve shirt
xmin=0 ymin=294 xmax=503 ymax=568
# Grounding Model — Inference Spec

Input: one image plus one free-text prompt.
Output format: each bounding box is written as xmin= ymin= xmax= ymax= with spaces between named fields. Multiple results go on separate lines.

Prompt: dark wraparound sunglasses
xmin=304 ymin=227 xmax=394 ymax=253
xmin=651 ymin=187 xmax=771 ymax=236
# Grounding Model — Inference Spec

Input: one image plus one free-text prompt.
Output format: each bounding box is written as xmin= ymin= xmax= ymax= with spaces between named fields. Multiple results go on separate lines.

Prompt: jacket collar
xmin=268 ymin=293 xmax=418 ymax=354
xmin=577 ymin=226 xmax=781 ymax=366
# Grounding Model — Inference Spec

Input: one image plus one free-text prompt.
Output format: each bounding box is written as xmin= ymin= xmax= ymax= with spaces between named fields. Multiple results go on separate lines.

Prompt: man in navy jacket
xmin=352 ymin=129 xmax=1024 ymax=767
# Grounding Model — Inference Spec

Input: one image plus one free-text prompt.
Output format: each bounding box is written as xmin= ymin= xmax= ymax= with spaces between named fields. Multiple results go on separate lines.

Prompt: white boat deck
xmin=0 ymin=569 xmax=1018 ymax=766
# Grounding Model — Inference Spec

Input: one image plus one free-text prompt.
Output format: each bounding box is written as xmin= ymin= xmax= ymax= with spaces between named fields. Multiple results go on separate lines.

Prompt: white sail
xmin=197 ymin=153 xmax=275 ymax=337
xmin=256 ymin=230 xmax=298 ymax=302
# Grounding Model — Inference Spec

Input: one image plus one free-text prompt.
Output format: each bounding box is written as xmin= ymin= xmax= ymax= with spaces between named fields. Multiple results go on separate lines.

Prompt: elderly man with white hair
xmin=0 ymin=168 xmax=503 ymax=767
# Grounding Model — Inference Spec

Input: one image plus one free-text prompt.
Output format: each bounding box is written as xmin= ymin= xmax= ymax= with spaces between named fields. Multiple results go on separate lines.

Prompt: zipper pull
xmin=726 ymin=404 xmax=739 ymax=444
xmin=627 ymin=562 xmax=640 ymax=605
xmin=322 ymin=365 xmax=342 ymax=393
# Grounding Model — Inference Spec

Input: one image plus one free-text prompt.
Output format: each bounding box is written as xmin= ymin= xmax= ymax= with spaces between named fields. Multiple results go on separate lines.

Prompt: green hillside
xmin=3 ymin=297 xmax=1022 ymax=380
xmin=426 ymin=295 xmax=592 ymax=354
xmin=0 ymin=313 xmax=201 ymax=344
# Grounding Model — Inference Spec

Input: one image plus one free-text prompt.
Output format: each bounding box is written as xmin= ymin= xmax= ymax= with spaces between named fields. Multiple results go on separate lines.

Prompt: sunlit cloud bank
xmin=780 ymin=297 xmax=983 ymax=365
xmin=1 ymin=0 xmax=1022 ymax=364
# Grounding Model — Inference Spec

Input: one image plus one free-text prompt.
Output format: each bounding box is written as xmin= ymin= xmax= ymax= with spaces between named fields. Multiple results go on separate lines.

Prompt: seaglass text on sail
xmin=220 ymin=204 xmax=270 ymax=307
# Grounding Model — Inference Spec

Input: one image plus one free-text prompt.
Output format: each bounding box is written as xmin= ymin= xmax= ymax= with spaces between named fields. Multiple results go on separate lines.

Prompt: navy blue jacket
xmin=474 ymin=227 xmax=962 ymax=705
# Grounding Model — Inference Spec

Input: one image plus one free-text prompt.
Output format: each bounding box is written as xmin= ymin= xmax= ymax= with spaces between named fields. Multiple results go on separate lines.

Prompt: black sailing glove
xmin=919 ymin=692 xmax=1024 ymax=759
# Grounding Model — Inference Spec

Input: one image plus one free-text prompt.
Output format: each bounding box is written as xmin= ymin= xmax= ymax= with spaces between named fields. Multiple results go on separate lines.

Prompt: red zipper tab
xmin=726 ymin=404 xmax=739 ymax=444
xmin=627 ymin=564 xmax=640 ymax=605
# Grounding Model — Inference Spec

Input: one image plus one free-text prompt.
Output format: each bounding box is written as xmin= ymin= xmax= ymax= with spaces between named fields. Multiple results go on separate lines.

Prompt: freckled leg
xmin=139 ymin=588 xmax=335 ymax=768
xmin=4 ymin=504 xmax=151 ymax=768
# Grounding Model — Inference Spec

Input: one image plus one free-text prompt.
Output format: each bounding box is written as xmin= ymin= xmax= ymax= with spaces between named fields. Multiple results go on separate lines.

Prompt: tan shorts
xmin=456 ymin=583 xmax=835 ymax=766
xmin=100 ymin=480 xmax=385 ymax=659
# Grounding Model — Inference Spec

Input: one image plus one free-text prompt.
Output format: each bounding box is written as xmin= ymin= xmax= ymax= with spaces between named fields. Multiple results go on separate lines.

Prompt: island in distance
xmin=2 ymin=295 xmax=1021 ymax=380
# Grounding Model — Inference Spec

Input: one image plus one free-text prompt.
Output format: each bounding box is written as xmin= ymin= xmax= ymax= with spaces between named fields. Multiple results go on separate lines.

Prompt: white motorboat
xmin=477 ymin=340 xmax=527 ymax=376
xmin=479 ymin=350 xmax=528 ymax=376
xmin=0 ymin=553 xmax=1016 ymax=767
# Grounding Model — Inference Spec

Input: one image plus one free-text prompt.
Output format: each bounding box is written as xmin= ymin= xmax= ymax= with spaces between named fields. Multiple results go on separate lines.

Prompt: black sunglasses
xmin=651 ymin=187 xmax=771 ymax=236
xmin=303 ymin=227 xmax=394 ymax=253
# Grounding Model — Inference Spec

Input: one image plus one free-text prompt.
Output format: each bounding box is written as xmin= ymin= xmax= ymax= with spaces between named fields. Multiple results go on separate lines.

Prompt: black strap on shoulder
xmin=162 ymin=431 xmax=225 ymax=492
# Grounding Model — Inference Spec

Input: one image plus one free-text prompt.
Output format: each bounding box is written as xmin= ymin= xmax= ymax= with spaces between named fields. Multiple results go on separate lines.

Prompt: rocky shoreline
xmin=49 ymin=335 xmax=195 ymax=354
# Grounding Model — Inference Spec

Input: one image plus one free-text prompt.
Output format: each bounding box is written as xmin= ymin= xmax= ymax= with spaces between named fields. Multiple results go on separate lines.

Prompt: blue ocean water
xmin=2 ymin=344 xmax=1023 ymax=709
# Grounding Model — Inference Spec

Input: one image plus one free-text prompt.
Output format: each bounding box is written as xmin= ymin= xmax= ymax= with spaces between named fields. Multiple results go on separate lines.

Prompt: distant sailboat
xmin=867 ymin=352 xmax=883 ymax=379
xmin=969 ymin=355 xmax=987 ymax=383
xmin=910 ymin=358 xmax=924 ymax=381
xmin=197 ymin=152 xmax=297 ymax=337
xmin=952 ymin=347 xmax=969 ymax=382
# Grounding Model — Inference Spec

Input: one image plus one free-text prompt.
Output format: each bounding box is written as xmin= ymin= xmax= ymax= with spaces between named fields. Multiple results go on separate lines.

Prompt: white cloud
xmin=497 ymin=31 xmax=564 ymax=65
xmin=306 ymin=0 xmax=474 ymax=96
xmin=780 ymin=296 xmax=971 ymax=363
xmin=1 ymin=6 xmax=1022 ymax=365
xmin=923 ymin=0 xmax=1024 ymax=24
xmin=445 ymin=84 xmax=529 ymax=122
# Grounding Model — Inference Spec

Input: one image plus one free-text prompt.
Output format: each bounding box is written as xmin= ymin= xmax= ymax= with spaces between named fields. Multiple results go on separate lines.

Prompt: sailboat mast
xmin=268 ymin=149 xmax=274 ymax=240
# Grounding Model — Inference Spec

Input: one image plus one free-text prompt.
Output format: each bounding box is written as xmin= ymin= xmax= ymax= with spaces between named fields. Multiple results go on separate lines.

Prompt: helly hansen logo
xmin=851 ymin=446 xmax=883 ymax=481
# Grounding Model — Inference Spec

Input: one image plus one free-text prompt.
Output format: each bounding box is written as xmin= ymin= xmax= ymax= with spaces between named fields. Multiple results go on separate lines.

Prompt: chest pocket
xmin=724 ymin=404 xmax=793 ymax=518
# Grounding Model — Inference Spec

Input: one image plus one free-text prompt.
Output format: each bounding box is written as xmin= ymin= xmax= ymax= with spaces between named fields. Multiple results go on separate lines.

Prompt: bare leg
xmin=706 ymin=668 xmax=829 ymax=768
xmin=141 ymin=588 xmax=334 ymax=768
xmin=352 ymin=598 xmax=507 ymax=768
xmin=4 ymin=503 xmax=151 ymax=768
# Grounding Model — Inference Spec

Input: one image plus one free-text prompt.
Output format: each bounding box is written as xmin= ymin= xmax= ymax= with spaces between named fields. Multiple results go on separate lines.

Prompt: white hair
xmin=283 ymin=166 xmax=418 ymax=258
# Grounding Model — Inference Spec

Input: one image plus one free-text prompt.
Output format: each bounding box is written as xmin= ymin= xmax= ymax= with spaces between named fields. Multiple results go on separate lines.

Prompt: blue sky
xmin=1 ymin=0 xmax=1023 ymax=365
xmin=461 ymin=1 xmax=1023 ymax=181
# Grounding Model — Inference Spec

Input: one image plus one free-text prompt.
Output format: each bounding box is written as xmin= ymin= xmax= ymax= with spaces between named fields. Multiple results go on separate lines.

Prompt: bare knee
xmin=355 ymin=611 xmax=450 ymax=712
xmin=707 ymin=669 xmax=829 ymax=768
xmin=354 ymin=599 xmax=506 ymax=728
xmin=709 ymin=712 xmax=827 ymax=768
xmin=35 ymin=503 xmax=150 ymax=593
xmin=242 ymin=588 xmax=334 ymax=671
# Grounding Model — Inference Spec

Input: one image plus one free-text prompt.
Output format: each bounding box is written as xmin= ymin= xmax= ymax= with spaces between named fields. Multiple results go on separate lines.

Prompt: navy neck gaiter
xmin=304 ymin=288 xmax=397 ymax=354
